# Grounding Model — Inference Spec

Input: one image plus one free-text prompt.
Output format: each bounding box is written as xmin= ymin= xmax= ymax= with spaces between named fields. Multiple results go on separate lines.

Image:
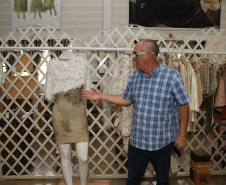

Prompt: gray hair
xmin=141 ymin=39 xmax=159 ymax=56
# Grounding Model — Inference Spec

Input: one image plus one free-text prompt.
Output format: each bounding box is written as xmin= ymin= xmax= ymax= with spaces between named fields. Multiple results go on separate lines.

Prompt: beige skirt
xmin=52 ymin=88 xmax=89 ymax=144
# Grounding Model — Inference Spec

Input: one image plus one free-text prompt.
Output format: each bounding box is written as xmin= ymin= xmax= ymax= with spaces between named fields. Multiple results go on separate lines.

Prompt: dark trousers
xmin=126 ymin=143 xmax=173 ymax=185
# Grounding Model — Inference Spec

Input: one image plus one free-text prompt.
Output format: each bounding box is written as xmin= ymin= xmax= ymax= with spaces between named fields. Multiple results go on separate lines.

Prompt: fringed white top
xmin=45 ymin=55 xmax=91 ymax=101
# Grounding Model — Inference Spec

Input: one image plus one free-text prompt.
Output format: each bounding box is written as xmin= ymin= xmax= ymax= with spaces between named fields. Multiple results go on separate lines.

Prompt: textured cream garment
xmin=187 ymin=63 xmax=199 ymax=132
xmin=115 ymin=54 xmax=135 ymax=155
xmin=171 ymin=56 xmax=199 ymax=132
xmin=45 ymin=55 xmax=91 ymax=102
xmin=52 ymin=89 xmax=89 ymax=144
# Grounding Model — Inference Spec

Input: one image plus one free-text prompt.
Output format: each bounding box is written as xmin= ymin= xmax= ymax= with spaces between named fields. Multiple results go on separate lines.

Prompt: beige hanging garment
xmin=158 ymin=53 xmax=166 ymax=66
xmin=181 ymin=56 xmax=191 ymax=96
xmin=177 ymin=59 xmax=187 ymax=89
xmin=214 ymin=67 xmax=226 ymax=112
xmin=189 ymin=56 xmax=203 ymax=107
xmin=200 ymin=62 xmax=210 ymax=95
xmin=166 ymin=53 xmax=174 ymax=68
xmin=187 ymin=62 xmax=199 ymax=132
xmin=115 ymin=54 xmax=135 ymax=155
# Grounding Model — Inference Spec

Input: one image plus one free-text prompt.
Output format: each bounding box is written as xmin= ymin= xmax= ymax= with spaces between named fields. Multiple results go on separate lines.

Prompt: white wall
xmin=0 ymin=0 xmax=225 ymax=41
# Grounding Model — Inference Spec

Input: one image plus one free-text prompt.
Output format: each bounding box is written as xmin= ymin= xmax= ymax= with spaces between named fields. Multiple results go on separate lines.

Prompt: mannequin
xmin=60 ymin=50 xmax=76 ymax=60
xmin=45 ymin=51 xmax=90 ymax=185
xmin=58 ymin=143 xmax=88 ymax=185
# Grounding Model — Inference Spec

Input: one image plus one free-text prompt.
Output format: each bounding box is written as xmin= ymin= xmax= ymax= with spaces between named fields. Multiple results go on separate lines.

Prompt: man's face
xmin=132 ymin=42 xmax=149 ymax=71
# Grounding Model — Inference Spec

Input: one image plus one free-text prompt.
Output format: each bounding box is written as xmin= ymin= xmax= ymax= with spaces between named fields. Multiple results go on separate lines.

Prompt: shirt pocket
xmin=149 ymin=93 xmax=172 ymax=120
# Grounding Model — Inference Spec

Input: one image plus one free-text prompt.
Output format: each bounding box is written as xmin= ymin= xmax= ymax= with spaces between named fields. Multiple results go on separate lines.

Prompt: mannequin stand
xmin=59 ymin=179 xmax=110 ymax=185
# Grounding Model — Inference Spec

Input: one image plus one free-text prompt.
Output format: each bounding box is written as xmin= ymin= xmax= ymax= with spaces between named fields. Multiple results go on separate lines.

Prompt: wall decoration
xmin=129 ymin=0 xmax=221 ymax=28
xmin=11 ymin=0 xmax=61 ymax=29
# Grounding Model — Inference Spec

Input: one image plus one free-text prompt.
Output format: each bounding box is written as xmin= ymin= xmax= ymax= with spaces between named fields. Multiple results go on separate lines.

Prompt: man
xmin=82 ymin=39 xmax=191 ymax=185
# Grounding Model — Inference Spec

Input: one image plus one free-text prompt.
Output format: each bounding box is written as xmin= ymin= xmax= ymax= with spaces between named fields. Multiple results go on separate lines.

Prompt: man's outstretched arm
xmin=82 ymin=87 xmax=132 ymax=106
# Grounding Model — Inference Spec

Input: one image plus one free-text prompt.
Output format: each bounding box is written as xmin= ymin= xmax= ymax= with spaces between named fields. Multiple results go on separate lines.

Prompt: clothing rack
xmin=1 ymin=47 xmax=226 ymax=55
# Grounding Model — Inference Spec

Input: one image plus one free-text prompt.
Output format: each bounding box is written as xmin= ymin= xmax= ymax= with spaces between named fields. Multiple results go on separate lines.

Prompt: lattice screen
xmin=0 ymin=25 xmax=226 ymax=180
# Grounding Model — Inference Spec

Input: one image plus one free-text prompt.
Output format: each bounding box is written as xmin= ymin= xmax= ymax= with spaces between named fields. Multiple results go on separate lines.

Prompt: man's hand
xmin=82 ymin=87 xmax=102 ymax=100
xmin=174 ymin=135 xmax=187 ymax=150
xmin=83 ymin=88 xmax=132 ymax=106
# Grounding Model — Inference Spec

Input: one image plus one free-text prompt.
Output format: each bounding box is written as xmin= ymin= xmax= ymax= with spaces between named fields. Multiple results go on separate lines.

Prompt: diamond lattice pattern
xmin=0 ymin=25 xmax=226 ymax=179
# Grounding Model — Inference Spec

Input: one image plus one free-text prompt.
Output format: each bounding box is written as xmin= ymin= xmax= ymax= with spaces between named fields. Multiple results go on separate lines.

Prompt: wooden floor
xmin=1 ymin=176 xmax=226 ymax=185
xmin=59 ymin=179 xmax=110 ymax=185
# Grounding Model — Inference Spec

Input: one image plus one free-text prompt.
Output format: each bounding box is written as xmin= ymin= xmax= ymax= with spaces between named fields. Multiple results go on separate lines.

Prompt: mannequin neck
xmin=60 ymin=51 xmax=75 ymax=60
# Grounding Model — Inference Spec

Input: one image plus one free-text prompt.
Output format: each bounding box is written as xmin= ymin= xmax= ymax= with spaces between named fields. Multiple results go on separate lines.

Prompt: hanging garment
xmin=181 ymin=56 xmax=192 ymax=97
xmin=188 ymin=63 xmax=199 ymax=132
xmin=30 ymin=0 xmax=43 ymax=13
xmin=175 ymin=56 xmax=199 ymax=132
xmin=203 ymin=94 xmax=216 ymax=134
xmin=158 ymin=53 xmax=166 ymax=66
xmin=200 ymin=63 xmax=218 ymax=134
xmin=43 ymin=0 xmax=55 ymax=10
xmin=165 ymin=53 xmax=174 ymax=68
xmin=187 ymin=62 xmax=199 ymax=111
xmin=115 ymin=54 xmax=135 ymax=154
xmin=166 ymin=54 xmax=200 ymax=132
xmin=14 ymin=0 xmax=27 ymax=12
xmin=200 ymin=63 xmax=210 ymax=95
xmin=177 ymin=59 xmax=187 ymax=88
xmin=187 ymin=57 xmax=204 ymax=132
xmin=200 ymin=63 xmax=217 ymax=98
xmin=189 ymin=57 xmax=203 ymax=107
xmin=214 ymin=69 xmax=226 ymax=113
xmin=215 ymin=68 xmax=226 ymax=124
xmin=182 ymin=61 xmax=199 ymax=132
xmin=205 ymin=66 xmax=218 ymax=97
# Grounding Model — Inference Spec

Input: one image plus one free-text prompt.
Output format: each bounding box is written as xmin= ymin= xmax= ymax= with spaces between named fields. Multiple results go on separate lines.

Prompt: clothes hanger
xmin=198 ymin=54 xmax=214 ymax=65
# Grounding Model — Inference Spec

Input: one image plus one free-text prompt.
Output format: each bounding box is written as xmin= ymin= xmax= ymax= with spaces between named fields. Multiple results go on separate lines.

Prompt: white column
xmin=103 ymin=0 xmax=112 ymax=30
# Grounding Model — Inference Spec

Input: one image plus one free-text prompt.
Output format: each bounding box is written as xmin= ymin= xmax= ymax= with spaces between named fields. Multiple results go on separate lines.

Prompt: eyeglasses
xmin=132 ymin=51 xmax=155 ymax=59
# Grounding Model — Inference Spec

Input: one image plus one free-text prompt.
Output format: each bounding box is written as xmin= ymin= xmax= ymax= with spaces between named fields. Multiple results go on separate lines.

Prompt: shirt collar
xmin=139 ymin=62 xmax=162 ymax=78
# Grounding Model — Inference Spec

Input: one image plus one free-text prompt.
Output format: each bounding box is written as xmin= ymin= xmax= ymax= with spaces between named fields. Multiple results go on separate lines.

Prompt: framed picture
xmin=11 ymin=0 xmax=61 ymax=29
xmin=129 ymin=0 xmax=221 ymax=28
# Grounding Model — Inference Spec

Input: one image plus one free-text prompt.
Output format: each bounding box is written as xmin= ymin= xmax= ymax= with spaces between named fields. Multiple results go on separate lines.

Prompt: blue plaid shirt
xmin=121 ymin=63 xmax=191 ymax=151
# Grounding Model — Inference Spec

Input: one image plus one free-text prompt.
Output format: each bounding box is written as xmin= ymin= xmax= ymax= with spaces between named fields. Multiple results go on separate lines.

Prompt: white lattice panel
xmin=0 ymin=25 xmax=226 ymax=180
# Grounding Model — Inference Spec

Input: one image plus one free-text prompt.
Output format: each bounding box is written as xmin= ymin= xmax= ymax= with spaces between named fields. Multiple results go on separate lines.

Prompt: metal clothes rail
xmin=1 ymin=47 xmax=226 ymax=55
